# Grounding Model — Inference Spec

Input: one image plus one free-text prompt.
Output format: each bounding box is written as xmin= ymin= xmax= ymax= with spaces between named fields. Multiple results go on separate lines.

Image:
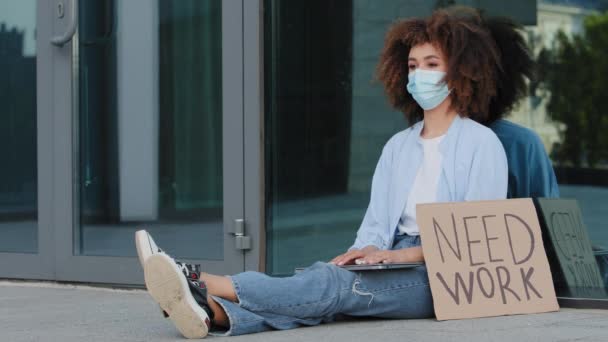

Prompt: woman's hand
xmin=358 ymin=246 xmax=424 ymax=264
xmin=330 ymin=246 xmax=378 ymax=266
xmin=358 ymin=250 xmax=403 ymax=264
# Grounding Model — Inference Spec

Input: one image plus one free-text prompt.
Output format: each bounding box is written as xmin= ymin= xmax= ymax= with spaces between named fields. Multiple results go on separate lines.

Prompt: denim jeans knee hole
xmin=351 ymin=277 xmax=374 ymax=307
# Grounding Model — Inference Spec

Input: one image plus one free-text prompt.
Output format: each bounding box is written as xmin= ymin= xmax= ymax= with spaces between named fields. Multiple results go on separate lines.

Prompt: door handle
xmin=51 ymin=0 xmax=78 ymax=46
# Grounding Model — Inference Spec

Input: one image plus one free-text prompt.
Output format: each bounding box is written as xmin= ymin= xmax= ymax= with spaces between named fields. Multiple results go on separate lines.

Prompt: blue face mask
xmin=406 ymin=69 xmax=451 ymax=110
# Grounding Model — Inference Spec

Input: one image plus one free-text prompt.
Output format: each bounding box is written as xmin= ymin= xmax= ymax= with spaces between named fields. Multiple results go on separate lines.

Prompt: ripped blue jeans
xmin=210 ymin=234 xmax=434 ymax=336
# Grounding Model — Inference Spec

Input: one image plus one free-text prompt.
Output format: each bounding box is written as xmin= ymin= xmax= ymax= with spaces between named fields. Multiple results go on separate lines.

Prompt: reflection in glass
xmin=264 ymin=0 xmax=608 ymax=303
xmin=76 ymin=0 xmax=223 ymax=259
xmin=536 ymin=198 xmax=607 ymax=299
xmin=0 ymin=1 xmax=37 ymax=253
xmin=514 ymin=1 xmax=608 ymax=298
xmin=264 ymin=0 xmax=418 ymax=275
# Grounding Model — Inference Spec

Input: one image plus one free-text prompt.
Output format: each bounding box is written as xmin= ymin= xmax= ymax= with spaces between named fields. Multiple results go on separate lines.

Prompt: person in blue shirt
xmin=135 ymin=7 xmax=532 ymax=338
xmin=491 ymin=120 xmax=560 ymax=198
xmin=484 ymin=18 xmax=608 ymax=292
xmin=482 ymin=15 xmax=560 ymax=199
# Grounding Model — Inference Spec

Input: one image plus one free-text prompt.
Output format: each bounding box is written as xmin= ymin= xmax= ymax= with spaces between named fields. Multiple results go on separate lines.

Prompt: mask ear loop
xmin=442 ymin=73 xmax=453 ymax=95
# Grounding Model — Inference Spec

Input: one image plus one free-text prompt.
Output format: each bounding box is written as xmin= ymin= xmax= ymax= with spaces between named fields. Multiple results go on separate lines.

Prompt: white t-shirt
xmin=397 ymin=134 xmax=445 ymax=235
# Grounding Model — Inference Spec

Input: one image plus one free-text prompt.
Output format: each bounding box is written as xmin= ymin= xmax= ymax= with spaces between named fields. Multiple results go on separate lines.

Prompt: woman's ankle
xmin=207 ymin=296 xmax=229 ymax=327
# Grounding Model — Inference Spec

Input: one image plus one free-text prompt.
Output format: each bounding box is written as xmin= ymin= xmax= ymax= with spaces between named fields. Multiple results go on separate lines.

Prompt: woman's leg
xmin=152 ymin=260 xmax=354 ymax=335
xmin=206 ymin=296 xmax=229 ymax=327
xmin=230 ymin=261 xmax=357 ymax=318
xmin=221 ymin=233 xmax=434 ymax=324
xmin=204 ymin=261 xmax=358 ymax=336
xmin=212 ymin=260 xmax=434 ymax=336
xmin=200 ymin=273 xmax=238 ymax=302
xmin=154 ymin=233 xmax=433 ymax=336
xmin=340 ymin=265 xmax=435 ymax=319
xmin=194 ymin=273 xmax=237 ymax=327
xmin=340 ymin=233 xmax=433 ymax=319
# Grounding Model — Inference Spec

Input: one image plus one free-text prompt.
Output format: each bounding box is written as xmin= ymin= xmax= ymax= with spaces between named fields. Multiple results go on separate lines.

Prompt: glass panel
xmin=265 ymin=0 xmax=426 ymax=275
xmin=76 ymin=0 xmax=223 ymax=259
xmin=265 ymin=0 xmax=608 ymax=301
xmin=515 ymin=0 xmax=608 ymax=299
xmin=0 ymin=1 xmax=37 ymax=253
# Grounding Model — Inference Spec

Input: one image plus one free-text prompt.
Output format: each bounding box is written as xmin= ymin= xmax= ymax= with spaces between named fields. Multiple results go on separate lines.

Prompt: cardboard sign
xmin=535 ymin=198 xmax=606 ymax=298
xmin=417 ymin=198 xmax=559 ymax=320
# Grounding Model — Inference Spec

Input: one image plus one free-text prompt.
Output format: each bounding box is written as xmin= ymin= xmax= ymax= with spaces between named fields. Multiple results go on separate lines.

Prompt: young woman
xmin=137 ymin=6 xmax=525 ymax=338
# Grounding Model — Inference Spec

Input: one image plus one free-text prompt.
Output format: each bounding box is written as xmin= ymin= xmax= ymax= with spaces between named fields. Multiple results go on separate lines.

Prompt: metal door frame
xmin=0 ymin=0 xmax=56 ymax=281
xmin=46 ymin=0 xmax=253 ymax=285
xmin=243 ymin=0 xmax=265 ymax=273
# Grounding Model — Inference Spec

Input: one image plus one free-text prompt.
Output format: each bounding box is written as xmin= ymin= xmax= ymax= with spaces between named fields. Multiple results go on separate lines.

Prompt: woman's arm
xmin=464 ymin=132 xmax=509 ymax=201
xmin=348 ymin=135 xmax=399 ymax=251
xmin=358 ymin=246 xmax=424 ymax=264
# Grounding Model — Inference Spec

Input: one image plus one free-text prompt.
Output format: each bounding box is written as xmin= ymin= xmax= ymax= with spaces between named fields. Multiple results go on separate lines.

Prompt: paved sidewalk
xmin=1 ymin=281 xmax=607 ymax=342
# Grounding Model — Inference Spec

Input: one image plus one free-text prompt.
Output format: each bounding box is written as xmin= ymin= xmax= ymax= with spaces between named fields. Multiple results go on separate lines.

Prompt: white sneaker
xmin=135 ymin=230 xmax=162 ymax=268
xmin=135 ymin=230 xmax=205 ymax=320
xmin=144 ymin=253 xmax=211 ymax=339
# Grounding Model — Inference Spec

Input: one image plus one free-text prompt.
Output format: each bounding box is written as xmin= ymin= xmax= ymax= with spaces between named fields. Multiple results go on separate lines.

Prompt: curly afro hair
xmin=376 ymin=6 xmax=534 ymax=125
xmin=484 ymin=15 xmax=535 ymax=123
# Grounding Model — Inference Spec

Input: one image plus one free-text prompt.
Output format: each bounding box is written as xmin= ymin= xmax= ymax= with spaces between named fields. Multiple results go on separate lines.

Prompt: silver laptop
xmin=295 ymin=262 xmax=424 ymax=273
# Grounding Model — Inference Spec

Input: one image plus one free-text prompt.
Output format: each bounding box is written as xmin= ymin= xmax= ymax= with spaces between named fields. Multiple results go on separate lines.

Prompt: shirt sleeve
xmin=464 ymin=132 xmax=509 ymax=201
xmin=348 ymin=140 xmax=393 ymax=251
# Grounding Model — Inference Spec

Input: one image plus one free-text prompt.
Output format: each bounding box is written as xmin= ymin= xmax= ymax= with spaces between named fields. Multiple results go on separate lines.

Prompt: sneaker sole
xmin=135 ymin=230 xmax=155 ymax=268
xmin=144 ymin=254 xmax=209 ymax=339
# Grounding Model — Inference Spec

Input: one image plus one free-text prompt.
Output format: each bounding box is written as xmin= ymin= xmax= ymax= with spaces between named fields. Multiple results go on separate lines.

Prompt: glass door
xmin=0 ymin=0 xmax=54 ymax=279
xmin=49 ymin=0 xmax=248 ymax=284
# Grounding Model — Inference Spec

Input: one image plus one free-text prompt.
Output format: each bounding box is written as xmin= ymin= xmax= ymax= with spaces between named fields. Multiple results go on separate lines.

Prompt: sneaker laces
xmin=173 ymin=259 xmax=202 ymax=280
xmin=177 ymin=262 xmax=191 ymax=277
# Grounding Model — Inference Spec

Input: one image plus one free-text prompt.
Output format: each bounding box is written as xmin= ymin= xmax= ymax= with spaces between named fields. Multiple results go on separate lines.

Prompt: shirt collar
xmin=415 ymin=114 xmax=463 ymax=154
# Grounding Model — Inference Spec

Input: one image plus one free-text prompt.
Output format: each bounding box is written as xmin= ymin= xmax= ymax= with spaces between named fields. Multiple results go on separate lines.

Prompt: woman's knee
xmin=308 ymin=262 xmax=354 ymax=281
xmin=371 ymin=284 xmax=435 ymax=319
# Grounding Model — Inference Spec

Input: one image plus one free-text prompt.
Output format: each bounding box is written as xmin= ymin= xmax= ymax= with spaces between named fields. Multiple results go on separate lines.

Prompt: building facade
xmin=1 ymin=0 xmax=607 ymax=305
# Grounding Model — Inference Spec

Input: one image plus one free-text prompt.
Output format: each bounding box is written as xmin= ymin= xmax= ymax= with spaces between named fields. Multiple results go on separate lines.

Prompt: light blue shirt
xmin=350 ymin=115 xmax=508 ymax=251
